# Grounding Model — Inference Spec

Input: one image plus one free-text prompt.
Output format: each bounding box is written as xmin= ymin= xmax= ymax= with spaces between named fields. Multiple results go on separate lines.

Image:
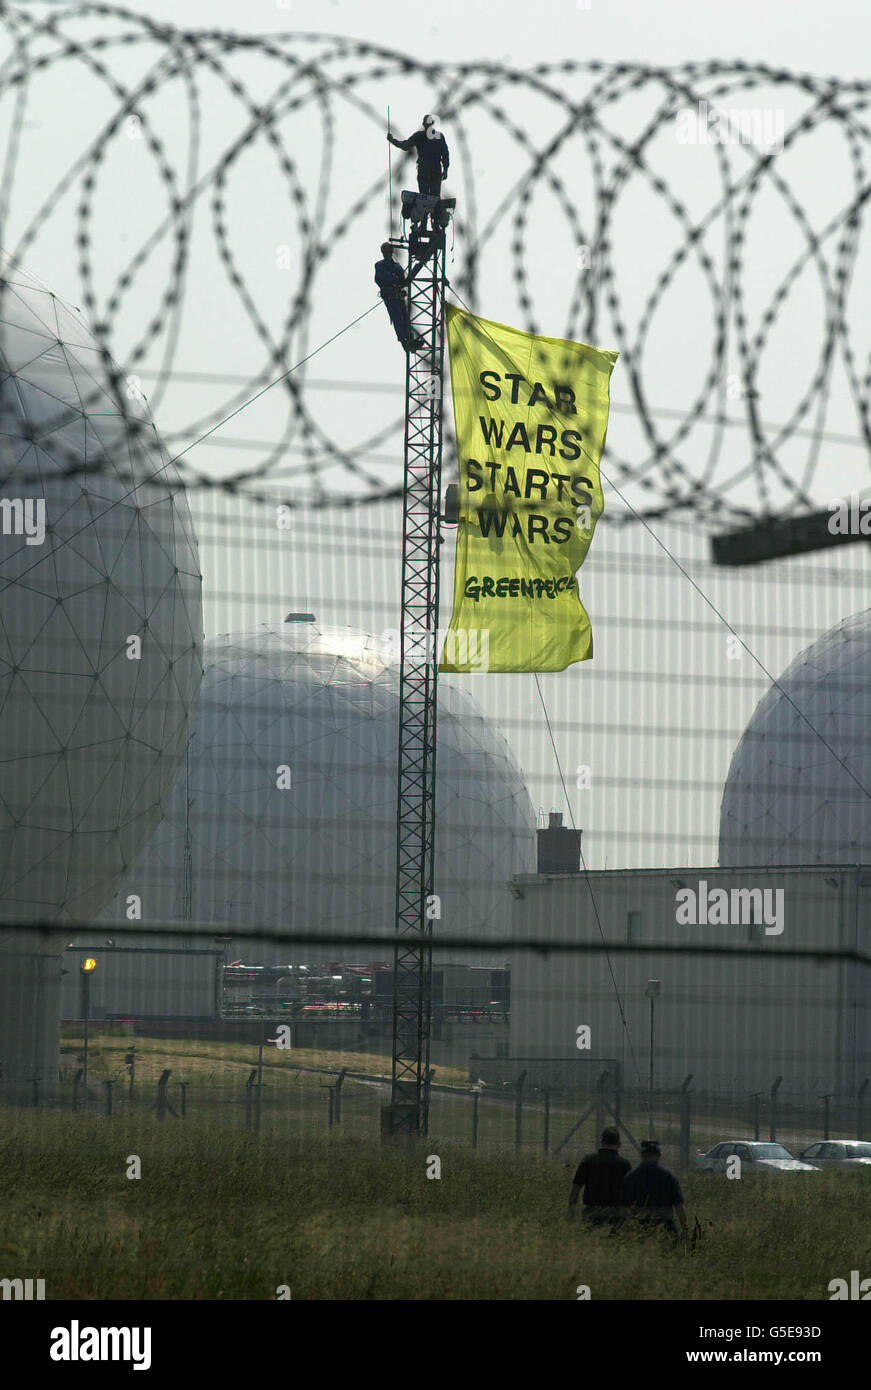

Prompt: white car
xmin=798 ymin=1140 xmax=871 ymax=1169
xmin=695 ymin=1141 xmax=818 ymax=1173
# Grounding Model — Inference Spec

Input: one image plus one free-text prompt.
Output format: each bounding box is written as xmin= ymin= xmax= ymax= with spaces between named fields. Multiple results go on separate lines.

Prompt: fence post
xmin=327 ymin=1086 xmax=335 ymax=1129
xmin=422 ymin=1067 xmax=434 ymax=1137
xmin=471 ymin=1089 xmax=479 ymax=1149
xmin=857 ymin=1079 xmax=869 ymax=1141
xmin=751 ymin=1091 xmax=762 ymax=1141
xmin=254 ymin=1076 xmax=262 ymax=1136
xmin=334 ymin=1069 xmax=348 ymax=1129
xmin=255 ymin=1030 xmax=265 ymax=1136
xmin=769 ymin=1075 xmax=782 ymax=1142
xmin=156 ymin=1069 xmax=172 ymax=1122
xmin=104 ymin=1080 xmax=113 ymax=1117
xmin=244 ymin=1069 xmax=257 ymax=1129
xmin=72 ymin=1067 xmax=83 ymax=1112
xmin=595 ymin=1070 xmax=607 ymax=1143
xmin=820 ymin=1092 xmax=833 ymax=1140
xmin=179 ymin=1082 xmax=187 ymax=1120
xmin=514 ymin=1070 xmax=527 ymax=1152
xmin=543 ymin=1088 xmax=551 ymax=1154
xmin=679 ymin=1074 xmax=693 ymax=1168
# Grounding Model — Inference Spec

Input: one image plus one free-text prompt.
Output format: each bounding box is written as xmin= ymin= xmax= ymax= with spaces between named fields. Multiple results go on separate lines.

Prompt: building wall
xmin=0 ymin=935 xmax=65 ymax=1104
xmin=509 ymin=866 xmax=871 ymax=1098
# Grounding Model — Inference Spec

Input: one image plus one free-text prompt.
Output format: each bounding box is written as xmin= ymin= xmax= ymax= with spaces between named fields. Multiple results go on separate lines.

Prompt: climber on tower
xmin=374 ymin=242 xmax=425 ymax=353
xmin=387 ymin=114 xmax=449 ymax=199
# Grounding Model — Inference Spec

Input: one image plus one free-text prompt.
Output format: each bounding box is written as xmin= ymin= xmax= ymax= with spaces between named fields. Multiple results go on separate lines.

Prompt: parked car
xmin=695 ymin=1141 xmax=818 ymax=1173
xmin=798 ymin=1140 xmax=871 ymax=1168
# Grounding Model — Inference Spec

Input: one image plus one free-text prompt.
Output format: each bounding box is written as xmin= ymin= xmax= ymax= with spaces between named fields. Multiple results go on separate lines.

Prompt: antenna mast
xmin=387 ymin=191 xmax=454 ymax=1136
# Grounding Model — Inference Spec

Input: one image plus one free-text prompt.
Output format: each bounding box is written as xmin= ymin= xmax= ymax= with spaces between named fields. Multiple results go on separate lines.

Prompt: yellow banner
xmin=440 ymin=305 xmax=618 ymax=673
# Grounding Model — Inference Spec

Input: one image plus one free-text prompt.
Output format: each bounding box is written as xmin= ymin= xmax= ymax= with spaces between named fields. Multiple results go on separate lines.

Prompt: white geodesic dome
xmin=719 ymin=608 xmax=871 ymax=867
xmin=0 ymin=255 xmax=203 ymax=926
xmin=101 ymin=619 xmax=536 ymax=957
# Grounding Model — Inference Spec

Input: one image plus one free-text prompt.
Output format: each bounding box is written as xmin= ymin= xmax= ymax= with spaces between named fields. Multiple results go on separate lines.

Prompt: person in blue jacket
xmin=387 ymin=115 xmax=449 ymax=197
xmin=374 ymin=242 xmax=425 ymax=353
xmin=621 ymin=1140 xmax=689 ymax=1239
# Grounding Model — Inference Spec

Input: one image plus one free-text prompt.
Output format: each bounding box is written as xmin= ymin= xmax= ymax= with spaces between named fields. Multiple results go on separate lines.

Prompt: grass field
xmin=59 ymin=1026 xmax=472 ymax=1090
xmin=2 ymin=1105 xmax=869 ymax=1300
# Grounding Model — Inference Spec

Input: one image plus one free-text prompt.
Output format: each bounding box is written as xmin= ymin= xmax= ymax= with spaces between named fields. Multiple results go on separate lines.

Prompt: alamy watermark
xmin=828 ymin=1270 xmax=871 ymax=1299
xmin=1 ymin=1277 xmax=45 ymax=1299
xmin=0 ymin=496 xmax=45 ymax=545
xmin=675 ymin=879 xmax=784 ymax=935
xmin=676 ymin=100 xmax=785 ymax=152
xmin=50 ymin=1321 xmax=151 ymax=1370
xmin=827 ymin=493 xmax=871 ymax=535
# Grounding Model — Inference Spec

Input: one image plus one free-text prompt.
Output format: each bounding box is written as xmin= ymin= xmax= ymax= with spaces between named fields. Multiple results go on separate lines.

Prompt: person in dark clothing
xmin=568 ymin=1126 xmax=631 ymax=1225
xmin=387 ymin=114 xmax=450 ymax=197
xmin=621 ymin=1140 xmax=689 ymax=1237
xmin=374 ymin=242 xmax=425 ymax=353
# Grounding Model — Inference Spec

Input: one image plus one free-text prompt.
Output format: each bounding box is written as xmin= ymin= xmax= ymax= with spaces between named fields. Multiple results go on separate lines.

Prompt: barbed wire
xmin=1 ymin=6 xmax=871 ymax=521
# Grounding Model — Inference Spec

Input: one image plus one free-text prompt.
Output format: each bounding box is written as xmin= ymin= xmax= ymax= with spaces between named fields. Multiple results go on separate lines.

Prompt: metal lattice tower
xmin=390 ymin=211 xmax=451 ymax=1135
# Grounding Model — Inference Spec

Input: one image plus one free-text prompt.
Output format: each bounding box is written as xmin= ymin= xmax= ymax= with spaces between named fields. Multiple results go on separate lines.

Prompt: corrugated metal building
xmin=509 ymin=865 xmax=871 ymax=1098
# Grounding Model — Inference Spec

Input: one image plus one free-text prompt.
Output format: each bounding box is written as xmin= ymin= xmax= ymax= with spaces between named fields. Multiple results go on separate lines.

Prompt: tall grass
xmin=1 ymin=1111 xmax=868 ymax=1299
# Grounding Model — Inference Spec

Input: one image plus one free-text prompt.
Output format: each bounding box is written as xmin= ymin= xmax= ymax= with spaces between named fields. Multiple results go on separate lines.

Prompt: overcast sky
xmin=141 ymin=0 xmax=871 ymax=78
